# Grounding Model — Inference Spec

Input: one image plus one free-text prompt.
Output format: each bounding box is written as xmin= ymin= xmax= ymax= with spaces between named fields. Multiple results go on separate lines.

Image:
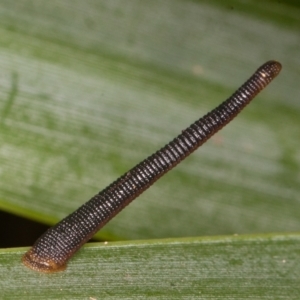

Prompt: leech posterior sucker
xmin=22 ymin=60 xmax=282 ymax=273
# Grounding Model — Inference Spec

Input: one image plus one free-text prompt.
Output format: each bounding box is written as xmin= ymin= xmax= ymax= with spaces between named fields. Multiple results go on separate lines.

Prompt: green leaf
xmin=1 ymin=234 xmax=300 ymax=299
xmin=0 ymin=0 xmax=299 ymax=297
xmin=0 ymin=0 xmax=299 ymax=241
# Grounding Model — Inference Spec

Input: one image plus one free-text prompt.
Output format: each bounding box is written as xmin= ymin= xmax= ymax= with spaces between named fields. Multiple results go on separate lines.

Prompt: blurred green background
xmin=0 ymin=0 xmax=299 ymax=244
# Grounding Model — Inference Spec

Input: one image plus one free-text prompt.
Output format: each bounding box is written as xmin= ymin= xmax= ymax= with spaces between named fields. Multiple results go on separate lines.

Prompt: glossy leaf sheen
xmin=0 ymin=0 xmax=299 ymax=241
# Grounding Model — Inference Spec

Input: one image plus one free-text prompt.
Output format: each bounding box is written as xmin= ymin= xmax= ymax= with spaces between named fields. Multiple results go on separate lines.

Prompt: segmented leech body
xmin=22 ymin=60 xmax=282 ymax=273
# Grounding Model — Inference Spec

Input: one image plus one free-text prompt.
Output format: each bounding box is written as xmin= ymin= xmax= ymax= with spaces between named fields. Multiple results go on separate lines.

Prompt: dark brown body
xmin=22 ymin=61 xmax=282 ymax=273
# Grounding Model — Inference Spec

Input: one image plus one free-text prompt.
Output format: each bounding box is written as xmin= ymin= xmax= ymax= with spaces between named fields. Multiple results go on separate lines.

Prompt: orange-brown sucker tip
xmin=22 ymin=248 xmax=66 ymax=273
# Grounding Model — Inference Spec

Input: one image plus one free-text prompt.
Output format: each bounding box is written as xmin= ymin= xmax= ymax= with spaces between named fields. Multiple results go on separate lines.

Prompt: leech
xmin=22 ymin=60 xmax=282 ymax=273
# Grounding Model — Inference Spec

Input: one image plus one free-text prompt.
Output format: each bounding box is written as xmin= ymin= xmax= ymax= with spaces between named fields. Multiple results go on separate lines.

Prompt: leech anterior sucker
xmin=22 ymin=60 xmax=282 ymax=273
